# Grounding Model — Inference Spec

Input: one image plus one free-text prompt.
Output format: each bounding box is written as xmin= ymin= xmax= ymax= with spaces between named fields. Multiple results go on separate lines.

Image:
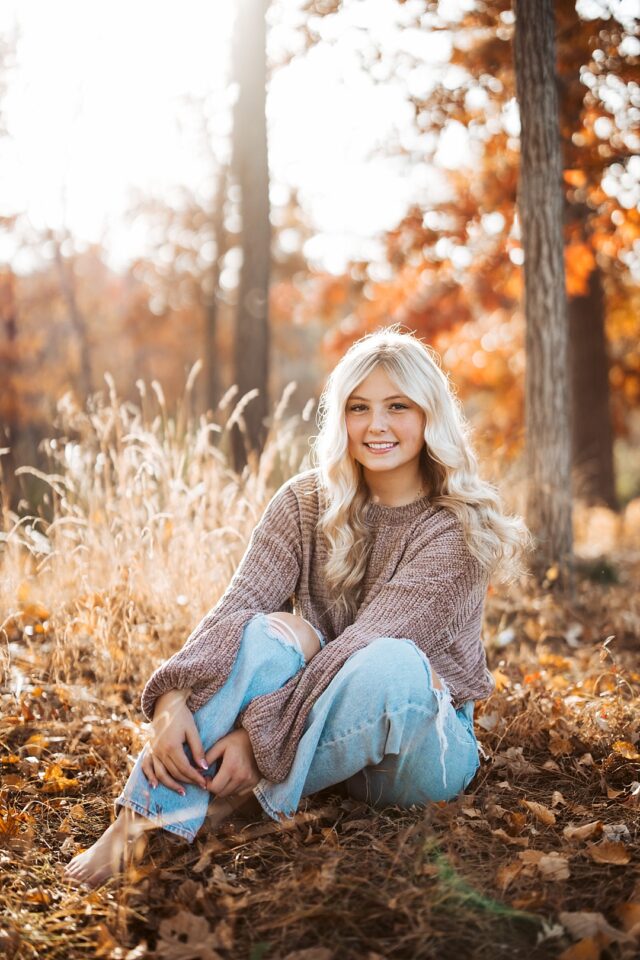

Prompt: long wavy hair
xmin=311 ymin=326 xmax=531 ymax=619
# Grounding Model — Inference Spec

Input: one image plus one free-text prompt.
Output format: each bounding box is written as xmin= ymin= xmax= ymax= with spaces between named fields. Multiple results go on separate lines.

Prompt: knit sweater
xmin=141 ymin=468 xmax=496 ymax=782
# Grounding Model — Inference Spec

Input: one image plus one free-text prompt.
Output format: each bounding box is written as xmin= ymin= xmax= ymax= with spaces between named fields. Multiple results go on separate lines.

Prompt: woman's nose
xmin=369 ymin=408 xmax=389 ymax=432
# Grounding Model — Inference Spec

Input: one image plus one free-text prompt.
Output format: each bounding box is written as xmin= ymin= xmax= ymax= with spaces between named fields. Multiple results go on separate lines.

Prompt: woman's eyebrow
xmin=348 ymin=394 xmax=410 ymax=401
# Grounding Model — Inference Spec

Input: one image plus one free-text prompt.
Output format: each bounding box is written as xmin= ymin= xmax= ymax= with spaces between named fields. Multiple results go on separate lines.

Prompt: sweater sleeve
xmin=239 ymin=512 xmax=488 ymax=783
xmin=140 ymin=480 xmax=303 ymax=721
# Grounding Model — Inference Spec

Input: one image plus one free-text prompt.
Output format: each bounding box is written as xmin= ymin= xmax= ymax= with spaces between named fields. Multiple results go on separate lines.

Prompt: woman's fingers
xmin=150 ymin=755 xmax=188 ymax=795
xmin=211 ymin=778 xmax=237 ymax=799
xmin=185 ymin=722 xmax=208 ymax=772
xmin=204 ymin=739 xmax=224 ymax=768
xmin=162 ymin=752 xmax=206 ymax=790
xmin=140 ymin=750 xmax=158 ymax=788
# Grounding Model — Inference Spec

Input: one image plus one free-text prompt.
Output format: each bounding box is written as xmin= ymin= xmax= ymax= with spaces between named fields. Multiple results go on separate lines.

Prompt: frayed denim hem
xmin=252 ymin=781 xmax=291 ymax=823
xmin=114 ymin=795 xmax=197 ymax=843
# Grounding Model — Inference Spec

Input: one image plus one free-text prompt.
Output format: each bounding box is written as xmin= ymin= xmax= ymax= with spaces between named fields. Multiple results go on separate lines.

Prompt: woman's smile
xmin=363 ymin=441 xmax=399 ymax=454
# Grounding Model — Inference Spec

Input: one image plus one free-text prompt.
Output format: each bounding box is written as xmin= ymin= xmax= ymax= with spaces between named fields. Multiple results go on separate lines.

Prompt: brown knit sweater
xmin=141 ymin=468 xmax=495 ymax=782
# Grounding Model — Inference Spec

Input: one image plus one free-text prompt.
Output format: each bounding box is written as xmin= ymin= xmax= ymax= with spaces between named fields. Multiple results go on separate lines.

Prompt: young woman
xmin=66 ymin=326 xmax=528 ymax=887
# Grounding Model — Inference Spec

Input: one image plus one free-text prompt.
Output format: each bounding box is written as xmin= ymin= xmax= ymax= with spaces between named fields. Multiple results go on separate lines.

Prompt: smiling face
xmin=345 ymin=365 xmax=427 ymax=487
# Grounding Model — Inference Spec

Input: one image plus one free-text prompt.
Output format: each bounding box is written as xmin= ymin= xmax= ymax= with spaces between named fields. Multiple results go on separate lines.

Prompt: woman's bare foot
xmin=64 ymin=808 xmax=147 ymax=888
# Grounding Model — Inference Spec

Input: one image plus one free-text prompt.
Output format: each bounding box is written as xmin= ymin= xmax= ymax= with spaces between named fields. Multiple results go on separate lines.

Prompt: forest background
xmin=1 ymin=1 xmax=640 ymax=959
xmin=1 ymin=0 xmax=639 ymax=512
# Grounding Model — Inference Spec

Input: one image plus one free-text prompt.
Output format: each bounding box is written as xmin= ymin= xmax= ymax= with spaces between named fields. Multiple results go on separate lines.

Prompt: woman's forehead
xmin=349 ymin=367 xmax=406 ymax=399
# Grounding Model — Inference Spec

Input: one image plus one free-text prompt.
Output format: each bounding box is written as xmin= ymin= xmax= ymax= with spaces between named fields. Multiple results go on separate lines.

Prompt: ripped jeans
xmin=116 ymin=613 xmax=481 ymax=842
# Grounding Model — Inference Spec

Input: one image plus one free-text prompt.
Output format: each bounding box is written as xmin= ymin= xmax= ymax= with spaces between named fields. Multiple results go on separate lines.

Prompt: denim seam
xmin=115 ymin=796 xmax=196 ymax=843
xmin=253 ymin=782 xmax=283 ymax=822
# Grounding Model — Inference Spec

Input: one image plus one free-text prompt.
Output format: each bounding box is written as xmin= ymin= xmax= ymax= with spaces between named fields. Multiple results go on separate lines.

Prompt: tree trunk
xmin=52 ymin=234 xmax=93 ymax=400
xmin=203 ymin=165 xmax=228 ymax=414
xmin=568 ymin=262 xmax=617 ymax=508
xmin=230 ymin=0 xmax=271 ymax=472
xmin=557 ymin=1 xmax=617 ymax=511
xmin=0 ymin=269 xmax=18 ymax=515
xmin=514 ymin=0 xmax=573 ymax=582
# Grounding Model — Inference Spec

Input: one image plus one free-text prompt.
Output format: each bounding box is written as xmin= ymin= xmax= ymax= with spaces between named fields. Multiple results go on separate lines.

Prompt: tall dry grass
xmin=2 ymin=366 xmax=638 ymax=708
xmin=0 ymin=366 xmax=315 ymax=705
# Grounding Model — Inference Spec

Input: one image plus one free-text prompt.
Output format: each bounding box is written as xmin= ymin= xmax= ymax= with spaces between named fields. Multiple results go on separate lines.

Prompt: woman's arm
xmin=140 ymin=480 xmax=303 ymax=722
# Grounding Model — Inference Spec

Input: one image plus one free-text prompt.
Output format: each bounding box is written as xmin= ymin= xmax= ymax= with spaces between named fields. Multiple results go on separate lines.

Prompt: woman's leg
xmin=113 ymin=612 xmax=320 ymax=842
xmin=65 ymin=613 xmax=322 ymax=886
xmin=254 ymin=637 xmax=480 ymax=821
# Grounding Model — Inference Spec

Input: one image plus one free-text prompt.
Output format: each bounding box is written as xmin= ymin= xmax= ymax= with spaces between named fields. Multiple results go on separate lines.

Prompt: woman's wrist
xmin=154 ymin=687 xmax=192 ymax=712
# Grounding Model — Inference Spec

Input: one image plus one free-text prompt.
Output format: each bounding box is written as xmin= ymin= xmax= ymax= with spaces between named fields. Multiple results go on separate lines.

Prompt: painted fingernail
xmin=151 ymin=782 xmax=157 ymax=789
xmin=198 ymin=759 xmax=208 ymax=770
xmin=179 ymin=788 xmax=185 ymax=796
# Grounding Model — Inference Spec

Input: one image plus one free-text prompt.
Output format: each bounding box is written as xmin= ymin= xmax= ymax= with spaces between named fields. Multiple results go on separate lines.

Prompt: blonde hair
xmin=311 ymin=325 xmax=530 ymax=618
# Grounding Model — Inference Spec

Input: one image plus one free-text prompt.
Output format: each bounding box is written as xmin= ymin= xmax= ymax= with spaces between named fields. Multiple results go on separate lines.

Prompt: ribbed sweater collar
xmin=365 ymin=495 xmax=434 ymax=526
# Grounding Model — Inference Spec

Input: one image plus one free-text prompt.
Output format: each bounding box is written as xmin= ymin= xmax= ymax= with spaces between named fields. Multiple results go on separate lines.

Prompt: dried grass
xmin=1 ymin=377 xmax=639 ymax=960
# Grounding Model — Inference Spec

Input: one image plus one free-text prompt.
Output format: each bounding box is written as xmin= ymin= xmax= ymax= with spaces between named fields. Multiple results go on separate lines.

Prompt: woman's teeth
xmin=365 ymin=442 xmax=397 ymax=449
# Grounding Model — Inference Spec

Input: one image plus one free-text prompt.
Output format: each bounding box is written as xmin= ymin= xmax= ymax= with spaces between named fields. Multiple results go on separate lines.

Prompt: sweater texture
xmin=141 ymin=468 xmax=496 ymax=782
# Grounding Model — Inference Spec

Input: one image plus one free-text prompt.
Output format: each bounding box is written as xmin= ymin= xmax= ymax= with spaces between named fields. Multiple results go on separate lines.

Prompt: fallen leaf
xmin=477 ymin=711 xmax=499 ymax=731
xmin=586 ymin=841 xmax=631 ymax=865
xmin=559 ymin=910 xmax=628 ymax=942
xmin=156 ymin=911 xmax=222 ymax=960
xmin=40 ymin=763 xmax=79 ymax=793
xmin=612 ymin=740 xmax=640 ymax=760
xmin=558 ymin=936 xmax=603 ymax=960
xmin=614 ymin=902 xmax=640 ymax=936
xmin=563 ymin=821 xmax=602 ymax=842
xmin=491 ymin=828 xmax=529 ymax=847
xmin=24 ymin=888 xmax=51 ymax=905
xmin=551 ymin=791 xmax=567 ymax=807
xmin=496 ymin=860 xmax=523 ymax=892
xmin=518 ymin=849 xmax=570 ymax=880
xmin=550 ymin=737 xmax=573 ymax=756
xmin=511 ymin=891 xmax=546 ymax=910
xmin=492 ymin=668 xmax=511 ymax=691
xmin=522 ymin=799 xmax=556 ymax=826
xmin=506 ymin=811 xmax=527 ymax=833
xmin=538 ymin=852 xmax=570 ymax=880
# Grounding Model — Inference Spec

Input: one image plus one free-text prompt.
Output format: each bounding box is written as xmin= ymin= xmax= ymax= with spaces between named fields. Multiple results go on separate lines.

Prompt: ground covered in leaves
xmin=2 ymin=553 xmax=640 ymax=960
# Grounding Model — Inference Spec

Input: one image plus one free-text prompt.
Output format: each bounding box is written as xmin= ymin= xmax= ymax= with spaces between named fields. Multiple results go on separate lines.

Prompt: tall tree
xmin=230 ymin=0 xmax=271 ymax=471
xmin=51 ymin=230 xmax=93 ymax=399
xmin=305 ymin=0 xmax=637 ymax=504
xmin=513 ymin=0 xmax=573 ymax=579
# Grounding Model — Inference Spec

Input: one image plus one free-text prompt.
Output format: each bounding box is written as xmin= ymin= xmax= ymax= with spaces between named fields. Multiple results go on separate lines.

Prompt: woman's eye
xmin=348 ymin=405 xmax=366 ymax=412
xmin=391 ymin=403 xmax=408 ymax=410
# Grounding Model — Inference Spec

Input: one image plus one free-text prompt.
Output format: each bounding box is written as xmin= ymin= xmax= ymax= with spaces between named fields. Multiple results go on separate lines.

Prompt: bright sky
xmin=0 ymin=0 xmax=461 ymax=276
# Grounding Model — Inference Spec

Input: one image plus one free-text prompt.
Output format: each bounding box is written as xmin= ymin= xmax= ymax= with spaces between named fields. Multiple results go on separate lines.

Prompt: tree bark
xmin=514 ymin=0 xmax=573 ymax=581
xmin=568 ymin=262 xmax=617 ymax=508
xmin=230 ymin=0 xmax=271 ymax=472
xmin=202 ymin=165 xmax=228 ymax=414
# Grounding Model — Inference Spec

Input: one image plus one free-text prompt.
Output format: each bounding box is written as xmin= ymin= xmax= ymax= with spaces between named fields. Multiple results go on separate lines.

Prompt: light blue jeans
xmin=116 ymin=613 xmax=480 ymax=841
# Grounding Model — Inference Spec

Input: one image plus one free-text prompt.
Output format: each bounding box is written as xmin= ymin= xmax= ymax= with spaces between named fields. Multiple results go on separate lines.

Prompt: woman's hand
xmin=204 ymin=728 xmax=261 ymax=799
xmin=140 ymin=689 xmax=208 ymax=794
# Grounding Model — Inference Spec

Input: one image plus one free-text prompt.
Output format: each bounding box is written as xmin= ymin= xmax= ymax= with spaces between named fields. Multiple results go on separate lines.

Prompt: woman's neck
xmin=364 ymin=468 xmax=428 ymax=508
